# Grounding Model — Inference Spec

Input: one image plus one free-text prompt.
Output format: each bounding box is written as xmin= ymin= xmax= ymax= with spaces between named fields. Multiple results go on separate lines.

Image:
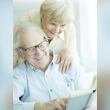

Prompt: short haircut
xmin=40 ymin=0 xmax=76 ymax=24
xmin=14 ymin=21 xmax=47 ymax=48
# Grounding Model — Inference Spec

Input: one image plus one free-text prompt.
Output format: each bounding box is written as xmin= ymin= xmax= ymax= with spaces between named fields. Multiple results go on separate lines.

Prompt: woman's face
xmin=41 ymin=18 xmax=67 ymax=39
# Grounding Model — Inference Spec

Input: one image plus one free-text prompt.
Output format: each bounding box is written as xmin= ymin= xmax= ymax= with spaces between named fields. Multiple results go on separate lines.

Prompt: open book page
xmin=66 ymin=92 xmax=93 ymax=110
xmin=70 ymin=74 xmax=97 ymax=97
xmin=70 ymin=89 xmax=92 ymax=97
xmin=86 ymin=74 xmax=97 ymax=108
xmin=86 ymin=89 xmax=97 ymax=108
xmin=66 ymin=74 xmax=97 ymax=110
xmin=91 ymin=74 xmax=97 ymax=89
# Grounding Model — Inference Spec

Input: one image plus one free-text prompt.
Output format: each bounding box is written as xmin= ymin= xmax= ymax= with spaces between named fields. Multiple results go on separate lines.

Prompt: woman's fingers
xmin=65 ymin=63 xmax=69 ymax=73
xmin=56 ymin=48 xmax=74 ymax=73
xmin=69 ymin=62 xmax=73 ymax=70
xmin=60 ymin=59 xmax=73 ymax=73
xmin=62 ymin=60 xmax=68 ymax=73
xmin=59 ymin=59 xmax=64 ymax=73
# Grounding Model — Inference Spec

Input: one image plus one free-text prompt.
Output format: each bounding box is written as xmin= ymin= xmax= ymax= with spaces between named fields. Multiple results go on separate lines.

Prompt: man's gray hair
xmin=14 ymin=21 xmax=47 ymax=48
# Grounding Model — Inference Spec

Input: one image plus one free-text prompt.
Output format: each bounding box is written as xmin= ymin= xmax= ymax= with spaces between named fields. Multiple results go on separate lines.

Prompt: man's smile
xmin=34 ymin=55 xmax=44 ymax=61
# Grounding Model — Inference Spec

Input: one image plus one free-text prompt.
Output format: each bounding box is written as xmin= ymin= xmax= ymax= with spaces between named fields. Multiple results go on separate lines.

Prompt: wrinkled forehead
xmin=20 ymin=29 xmax=45 ymax=48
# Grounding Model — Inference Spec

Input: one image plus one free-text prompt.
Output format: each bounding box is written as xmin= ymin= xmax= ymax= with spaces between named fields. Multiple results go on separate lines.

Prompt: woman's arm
xmin=56 ymin=23 xmax=80 ymax=73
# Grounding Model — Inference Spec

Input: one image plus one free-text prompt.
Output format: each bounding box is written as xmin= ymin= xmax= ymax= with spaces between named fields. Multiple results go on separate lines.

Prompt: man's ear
xmin=17 ymin=48 xmax=25 ymax=57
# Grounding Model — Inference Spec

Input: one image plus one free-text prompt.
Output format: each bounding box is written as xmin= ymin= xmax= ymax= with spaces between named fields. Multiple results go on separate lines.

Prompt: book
xmin=66 ymin=75 xmax=97 ymax=110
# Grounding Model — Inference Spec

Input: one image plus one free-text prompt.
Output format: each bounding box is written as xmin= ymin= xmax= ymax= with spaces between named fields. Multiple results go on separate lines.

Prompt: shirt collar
xmin=58 ymin=32 xmax=64 ymax=41
xmin=29 ymin=50 xmax=55 ymax=71
xmin=29 ymin=63 xmax=36 ymax=71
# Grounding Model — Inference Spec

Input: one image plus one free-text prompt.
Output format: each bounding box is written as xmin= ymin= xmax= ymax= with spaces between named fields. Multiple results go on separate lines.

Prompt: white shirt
xmin=13 ymin=53 xmax=94 ymax=110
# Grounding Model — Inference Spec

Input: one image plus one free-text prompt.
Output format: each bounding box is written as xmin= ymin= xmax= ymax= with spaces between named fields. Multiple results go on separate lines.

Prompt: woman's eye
xmin=61 ymin=25 xmax=66 ymax=27
xmin=50 ymin=23 xmax=55 ymax=25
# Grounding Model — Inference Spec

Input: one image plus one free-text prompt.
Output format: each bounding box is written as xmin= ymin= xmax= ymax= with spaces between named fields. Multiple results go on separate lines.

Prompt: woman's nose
xmin=55 ymin=26 xmax=60 ymax=33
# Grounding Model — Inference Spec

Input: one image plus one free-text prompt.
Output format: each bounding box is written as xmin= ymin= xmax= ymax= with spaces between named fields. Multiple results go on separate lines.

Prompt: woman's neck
xmin=48 ymin=39 xmax=52 ymax=43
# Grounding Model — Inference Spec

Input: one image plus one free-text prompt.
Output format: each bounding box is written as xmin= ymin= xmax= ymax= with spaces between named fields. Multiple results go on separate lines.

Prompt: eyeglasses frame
xmin=18 ymin=39 xmax=49 ymax=55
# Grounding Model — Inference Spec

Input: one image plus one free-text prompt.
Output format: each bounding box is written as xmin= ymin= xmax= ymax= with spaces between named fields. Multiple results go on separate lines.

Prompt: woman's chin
xmin=47 ymin=33 xmax=57 ymax=38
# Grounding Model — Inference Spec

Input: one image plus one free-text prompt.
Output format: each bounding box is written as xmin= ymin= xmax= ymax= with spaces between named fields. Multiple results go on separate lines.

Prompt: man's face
xmin=19 ymin=29 xmax=50 ymax=69
xmin=41 ymin=17 xmax=67 ymax=39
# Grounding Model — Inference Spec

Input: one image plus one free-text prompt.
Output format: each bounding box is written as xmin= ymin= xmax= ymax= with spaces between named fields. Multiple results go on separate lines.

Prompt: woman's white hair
xmin=14 ymin=21 xmax=47 ymax=48
xmin=40 ymin=0 xmax=76 ymax=23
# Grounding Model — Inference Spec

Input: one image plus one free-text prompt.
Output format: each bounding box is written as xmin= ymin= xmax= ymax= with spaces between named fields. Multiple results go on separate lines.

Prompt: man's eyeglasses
xmin=18 ymin=39 xmax=49 ymax=55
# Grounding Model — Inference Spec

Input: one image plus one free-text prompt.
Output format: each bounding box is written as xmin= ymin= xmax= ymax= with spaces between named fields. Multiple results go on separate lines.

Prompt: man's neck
xmin=29 ymin=55 xmax=53 ymax=73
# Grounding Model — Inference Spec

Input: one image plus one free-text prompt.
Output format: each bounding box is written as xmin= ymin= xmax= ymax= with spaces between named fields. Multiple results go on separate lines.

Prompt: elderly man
xmin=13 ymin=22 xmax=96 ymax=110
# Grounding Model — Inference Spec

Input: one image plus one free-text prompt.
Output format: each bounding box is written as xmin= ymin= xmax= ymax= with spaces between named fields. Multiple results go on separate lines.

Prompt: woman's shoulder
xmin=26 ymin=9 xmax=40 ymax=17
xmin=66 ymin=22 xmax=76 ymax=31
xmin=14 ymin=9 xmax=41 ymax=34
xmin=14 ymin=10 xmax=40 ymax=26
xmin=64 ymin=22 xmax=76 ymax=38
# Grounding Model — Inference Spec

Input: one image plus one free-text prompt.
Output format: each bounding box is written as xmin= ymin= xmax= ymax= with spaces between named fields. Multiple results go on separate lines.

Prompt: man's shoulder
xmin=67 ymin=59 xmax=81 ymax=74
xmin=13 ymin=61 xmax=29 ymax=86
xmin=13 ymin=61 xmax=28 ymax=75
xmin=71 ymin=59 xmax=82 ymax=71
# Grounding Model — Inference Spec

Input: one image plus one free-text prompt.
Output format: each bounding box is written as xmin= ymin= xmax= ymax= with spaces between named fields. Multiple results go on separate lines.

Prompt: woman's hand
xmin=56 ymin=48 xmax=74 ymax=73
xmin=85 ymin=106 xmax=96 ymax=110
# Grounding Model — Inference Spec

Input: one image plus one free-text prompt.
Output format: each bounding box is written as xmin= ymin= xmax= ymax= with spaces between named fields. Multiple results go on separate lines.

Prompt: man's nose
xmin=35 ymin=47 xmax=43 ymax=55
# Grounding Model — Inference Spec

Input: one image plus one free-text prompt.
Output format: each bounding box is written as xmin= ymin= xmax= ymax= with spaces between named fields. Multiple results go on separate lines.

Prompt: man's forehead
xmin=20 ymin=29 xmax=44 ymax=39
xmin=20 ymin=30 xmax=44 ymax=48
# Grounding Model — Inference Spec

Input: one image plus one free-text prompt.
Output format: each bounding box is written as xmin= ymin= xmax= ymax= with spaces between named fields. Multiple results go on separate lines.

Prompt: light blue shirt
xmin=13 ymin=53 xmax=94 ymax=110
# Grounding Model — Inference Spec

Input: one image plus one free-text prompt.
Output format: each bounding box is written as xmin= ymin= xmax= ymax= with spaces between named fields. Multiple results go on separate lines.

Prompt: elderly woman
xmin=13 ymin=0 xmax=80 ymax=73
